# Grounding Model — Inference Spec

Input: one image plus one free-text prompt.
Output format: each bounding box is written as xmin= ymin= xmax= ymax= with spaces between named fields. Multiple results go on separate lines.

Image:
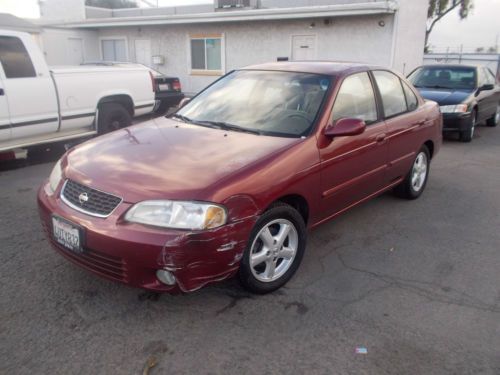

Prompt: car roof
xmin=419 ymin=64 xmax=478 ymax=70
xmin=240 ymin=61 xmax=385 ymax=76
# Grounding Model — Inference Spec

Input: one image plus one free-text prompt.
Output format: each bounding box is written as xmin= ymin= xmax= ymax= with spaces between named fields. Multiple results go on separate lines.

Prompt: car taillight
xmin=149 ymin=71 xmax=157 ymax=92
xmin=172 ymin=80 xmax=181 ymax=92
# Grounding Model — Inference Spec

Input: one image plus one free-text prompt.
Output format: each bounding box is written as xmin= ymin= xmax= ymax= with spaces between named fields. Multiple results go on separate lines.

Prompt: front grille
xmin=61 ymin=179 xmax=122 ymax=217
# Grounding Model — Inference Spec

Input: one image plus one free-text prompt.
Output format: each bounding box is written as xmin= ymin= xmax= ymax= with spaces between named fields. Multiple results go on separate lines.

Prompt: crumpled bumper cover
xmin=37 ymin=182 xmax=257 ymax=293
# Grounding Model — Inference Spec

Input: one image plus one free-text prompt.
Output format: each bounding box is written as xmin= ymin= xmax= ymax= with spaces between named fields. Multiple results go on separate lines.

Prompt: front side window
xmin=0 ymin=36 xmax=36 ymax=78
xmin=101 ymin=39 xmax=127 ymax=61
xmin=190 ymin=36 xmax=222 ymax=72
xmin=176 ymin=70 xmax=331 ymax=137
xmin=373 ymin=70 xmax=407 ymax=118
xmin=484 ymin=68 xmax=496 ymax=85
xmin=331 ymin=72 xmax=378 ymax=124
xmin=408 ymin=66 xmax=477 ymax=90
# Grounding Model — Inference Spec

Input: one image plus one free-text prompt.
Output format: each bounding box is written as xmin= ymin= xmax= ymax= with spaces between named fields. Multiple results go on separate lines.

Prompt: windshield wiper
xmin=196 ymin=121 xmax=262 ymax=135
xmin=419 ymin=85 xmax=453 ymax=90
xmin=169 ymin=113 xmax=193 ymax=123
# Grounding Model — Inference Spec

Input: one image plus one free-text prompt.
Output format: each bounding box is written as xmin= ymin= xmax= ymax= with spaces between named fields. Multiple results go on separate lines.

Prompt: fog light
xmin=156 ymin=269 xmax=176 ymax=285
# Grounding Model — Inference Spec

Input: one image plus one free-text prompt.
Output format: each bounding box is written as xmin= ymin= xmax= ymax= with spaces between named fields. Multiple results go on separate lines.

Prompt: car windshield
xmin=408 ymin=66 xmax=477 ymax=90
xmin=176 ymin=70 xmax=331 ymax=137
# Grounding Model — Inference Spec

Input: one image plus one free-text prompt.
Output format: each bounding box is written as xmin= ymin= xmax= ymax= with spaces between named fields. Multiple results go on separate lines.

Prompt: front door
xmin=291 ymin=35 xmax=316 ymax=61
xmin=0 ymin=35 xmax=58 ymax=142
xmin=318 ymin=72 xmax=388 ymax=220
xmin=134 ymin=39 xmax=151 ymax=67
xmin=67 ymin=38 xmax=84 ymax=65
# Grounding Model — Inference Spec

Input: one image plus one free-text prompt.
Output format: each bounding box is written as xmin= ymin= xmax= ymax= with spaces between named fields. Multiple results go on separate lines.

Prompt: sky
xmin=1 ymin=0 xmax=499 ymax=52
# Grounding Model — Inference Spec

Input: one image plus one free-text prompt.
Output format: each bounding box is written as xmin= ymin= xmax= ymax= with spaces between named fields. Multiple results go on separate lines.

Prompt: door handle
xmin=0 ymin=88 xmax=4 ymax=96
xmin=376 ymin=133 xmax=387 ymax=143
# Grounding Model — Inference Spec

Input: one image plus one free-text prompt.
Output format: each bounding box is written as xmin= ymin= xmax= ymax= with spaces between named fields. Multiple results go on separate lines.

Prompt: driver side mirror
xmin=178 ymin=97 xmax=191 ymax=108
xmin=479 ymin=83 xmax=494 ymax=92
xmin=324 ymin=118 xmax=366 ymax=138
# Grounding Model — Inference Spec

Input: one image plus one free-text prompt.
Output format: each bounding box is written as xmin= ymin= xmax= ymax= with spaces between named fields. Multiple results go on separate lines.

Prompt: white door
xmin=67 ymin=38 xmax=84 ymax=65
xmin=0 ymin=74 xmax=11 ymax=143
xmin=134 ymin=39 xmax=151 ymax=67
xmin=291 ymin=35 xmax=316 ymax=61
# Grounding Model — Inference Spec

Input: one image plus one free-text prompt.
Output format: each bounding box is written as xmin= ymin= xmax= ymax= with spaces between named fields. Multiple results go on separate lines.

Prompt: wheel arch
xmin=423 ymin=140 xmax=434 ymax=159
xmin=97 ymin=95 xmax=134 ymax=116
xmin=267 ymin=194 xmax=310 ymax=225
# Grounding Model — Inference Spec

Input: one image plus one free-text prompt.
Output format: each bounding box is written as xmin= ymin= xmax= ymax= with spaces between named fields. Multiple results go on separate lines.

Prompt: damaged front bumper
xmin=37 ymin=182 xmax=257 ymax=293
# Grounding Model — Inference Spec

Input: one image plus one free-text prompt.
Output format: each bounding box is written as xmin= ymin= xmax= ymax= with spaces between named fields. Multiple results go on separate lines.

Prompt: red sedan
xmin=38 ymin=62 xmax=442 ymax=294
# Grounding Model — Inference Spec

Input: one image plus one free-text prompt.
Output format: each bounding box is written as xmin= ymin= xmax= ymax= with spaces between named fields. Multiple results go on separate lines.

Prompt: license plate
xmin=52 ymin=216 xmax=83 ymax=253
xmin=159 ymin=83 xmax=170 ymax=91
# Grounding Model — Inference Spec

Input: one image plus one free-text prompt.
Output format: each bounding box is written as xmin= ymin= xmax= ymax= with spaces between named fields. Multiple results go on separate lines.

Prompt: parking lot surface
xmin=1 ymin=125 xmax=499 ymax=374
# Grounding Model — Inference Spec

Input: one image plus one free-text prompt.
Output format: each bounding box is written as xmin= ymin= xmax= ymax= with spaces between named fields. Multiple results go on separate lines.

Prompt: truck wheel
xmin=154 ymin=101 xmax=169 ymax=115
xmin=238 ymin=202 xmax=306 ymax=294
xmin=486 ymin=103 xmax=499 ymax=127
xmin=459 ymin=110 xmax=476 ymax=142
xmin=98 ymin=103 xmax=132 ymax=135
xmin=393 ymin=145 xmax=430 ymax=200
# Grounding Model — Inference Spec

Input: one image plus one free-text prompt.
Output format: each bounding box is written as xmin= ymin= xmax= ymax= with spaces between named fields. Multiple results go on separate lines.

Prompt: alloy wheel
xmin=411 ymin=152 xmax=428 ymax=192
xmin=249 ymin=219 xmax=298 ymax=283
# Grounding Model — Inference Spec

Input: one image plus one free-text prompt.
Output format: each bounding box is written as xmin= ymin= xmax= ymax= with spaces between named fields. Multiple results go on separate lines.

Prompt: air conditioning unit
xmin=214 ymin=0 xmax=258 ymax=10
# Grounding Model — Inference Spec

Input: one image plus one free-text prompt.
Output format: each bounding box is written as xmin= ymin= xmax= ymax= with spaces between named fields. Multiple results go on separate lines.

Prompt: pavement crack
xmin=335 ymin=252 xmax=500 ymax=314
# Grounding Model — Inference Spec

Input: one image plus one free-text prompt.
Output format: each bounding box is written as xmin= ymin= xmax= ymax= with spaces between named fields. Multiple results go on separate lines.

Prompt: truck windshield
xmin=408 ymin=66 xmax=477 ymax=90
xmin=176 ymin=70 xmax=331 ymax=137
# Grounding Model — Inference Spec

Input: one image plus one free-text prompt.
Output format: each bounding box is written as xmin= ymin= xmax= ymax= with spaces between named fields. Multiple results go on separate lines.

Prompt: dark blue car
xmin=408 ymin=65 xmax=500 ymax=142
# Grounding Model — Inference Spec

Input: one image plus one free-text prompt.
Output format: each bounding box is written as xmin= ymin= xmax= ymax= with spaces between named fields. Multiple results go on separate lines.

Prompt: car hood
xmin=64 ymin=117 xmax=300 ymax=203
xmin=416 ymin=88 xmax=473 ymax=105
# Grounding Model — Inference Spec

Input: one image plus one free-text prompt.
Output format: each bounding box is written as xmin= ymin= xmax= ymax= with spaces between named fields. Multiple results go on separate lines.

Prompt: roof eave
xmin=40 ymin=1 xmax=398 ymax=29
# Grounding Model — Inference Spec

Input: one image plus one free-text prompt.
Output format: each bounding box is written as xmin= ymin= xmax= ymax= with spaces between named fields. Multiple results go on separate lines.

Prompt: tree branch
xmin=426 ymin=1 xmax=462 ymax=36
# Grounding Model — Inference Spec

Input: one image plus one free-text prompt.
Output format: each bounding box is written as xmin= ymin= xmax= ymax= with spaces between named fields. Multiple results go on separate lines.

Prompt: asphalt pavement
xmin=1 ymin=124 xmax=499 ymax=374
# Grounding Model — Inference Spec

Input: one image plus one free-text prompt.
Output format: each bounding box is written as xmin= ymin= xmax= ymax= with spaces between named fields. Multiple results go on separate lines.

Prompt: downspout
xmin=389 ymin=0 xmax=399 ymax=70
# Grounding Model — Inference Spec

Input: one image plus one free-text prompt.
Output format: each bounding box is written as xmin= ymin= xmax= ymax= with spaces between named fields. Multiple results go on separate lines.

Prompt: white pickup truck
xmin=0 ymin=29 xmax=156 ymax=152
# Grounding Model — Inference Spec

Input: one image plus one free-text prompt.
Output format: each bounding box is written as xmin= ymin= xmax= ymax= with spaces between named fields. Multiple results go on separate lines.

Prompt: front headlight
xmin=125 ymin=200 xmax=227 ymax=230
xmin=440 ymin=104 xmax=468 ymax=113
xmin=47 ymin=159 xmax=62 ymax=195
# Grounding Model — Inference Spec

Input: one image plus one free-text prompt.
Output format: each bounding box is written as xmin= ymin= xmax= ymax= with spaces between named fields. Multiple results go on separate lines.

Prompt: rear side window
xmin=0 ymin=36 xmax=36 ymax=78
xmin=331 ymin=72 xmax=378 ymax=124
xmin=373 ymin=70 xmax=407 ymax=118
xmin=402 ymin=82 xmax=418 ymax=111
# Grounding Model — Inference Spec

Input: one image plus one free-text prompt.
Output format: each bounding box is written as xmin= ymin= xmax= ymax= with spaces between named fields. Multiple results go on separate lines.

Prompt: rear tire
xmin=238 ymin=202 xmax=306 ymax=294
xmin=98 ymin=103 xmax=132 ymax=135
xmin=459 ymin=109 xmax=476 ymax=142
xmin=393 ymin=145 xmax=430 ymax=200
xmin=486 ymin=103 xmax=499 ymax=127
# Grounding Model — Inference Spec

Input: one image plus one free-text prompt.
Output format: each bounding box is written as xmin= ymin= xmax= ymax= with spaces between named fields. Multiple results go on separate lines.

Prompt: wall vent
xmin=215 ymin=0 xmax=257 ymax=9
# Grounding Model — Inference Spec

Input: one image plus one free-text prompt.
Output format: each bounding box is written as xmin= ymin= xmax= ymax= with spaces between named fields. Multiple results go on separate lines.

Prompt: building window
xmin=190 ymin=35 xmax=223 ymax=74
xmin=100 ymin=38 xmax=128 ymax=61
xmin=0 ymin=36 xmax=36 ymax=79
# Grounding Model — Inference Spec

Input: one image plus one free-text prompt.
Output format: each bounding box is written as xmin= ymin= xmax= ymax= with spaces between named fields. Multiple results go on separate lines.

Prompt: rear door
xmin=0 ymin=34 xmax=59 ymax=142
xmin=318 ymin=72 xmax=388 ymax=218
xmin=372 ymin=70 xmax=425 ymax=183
xmin=481 ymin=67 xmax=500 ymax=120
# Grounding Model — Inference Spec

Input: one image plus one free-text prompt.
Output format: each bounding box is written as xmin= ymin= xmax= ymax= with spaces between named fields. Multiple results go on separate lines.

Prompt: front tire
xmin=393 ymin=145 xmax=430 ymax=200
xmin=486 ymin=103 xmax=499 ymax=127
xmin=98 ymin=103 xmax=132 ymax=135
xmin=459 ymin=109 xmax=476 ymax=142
xmin=238 ymin=202 xmax=306 ymax=294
